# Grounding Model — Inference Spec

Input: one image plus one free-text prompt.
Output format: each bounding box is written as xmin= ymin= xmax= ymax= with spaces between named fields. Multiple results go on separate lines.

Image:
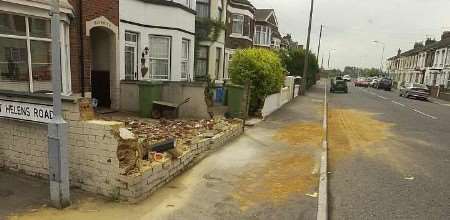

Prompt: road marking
xmin=410 ymin=108 xmax=438 ymax=120
xmin=376 ymin=95 xmax=389 ymax=100
xmin=391 ymin=101 xmax=438 ymax=119
xmin=392 ymin=100 xmax=406 ymax=107
xmin=357 ymin=87 xmax=438 ymax=120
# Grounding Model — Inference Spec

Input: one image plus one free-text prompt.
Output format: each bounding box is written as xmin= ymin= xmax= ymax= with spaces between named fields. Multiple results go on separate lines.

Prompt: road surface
xmin=328 ymin=84 xmax=450 ymax=219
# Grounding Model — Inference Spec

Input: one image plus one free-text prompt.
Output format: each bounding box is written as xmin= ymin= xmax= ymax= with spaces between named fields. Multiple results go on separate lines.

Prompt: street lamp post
xmin=301 ymin=0 xmax=315 ymax=95
xmin=48 ymin=0 xmax=70 ymax=208
xmin=373 ymin=40 xmax=386 ymax=76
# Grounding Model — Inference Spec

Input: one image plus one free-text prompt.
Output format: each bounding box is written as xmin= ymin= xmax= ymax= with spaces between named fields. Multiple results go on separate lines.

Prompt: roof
xmin=229 ymin=0 xmax=254 ymax=7
xmin=426 ymin=37 xmax=450 ymax=50
xmin=255 ymin=9 xmax=274 ymax=22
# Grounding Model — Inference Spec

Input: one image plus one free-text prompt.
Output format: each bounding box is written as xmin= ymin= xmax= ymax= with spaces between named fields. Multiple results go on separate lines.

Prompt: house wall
xmin=68 ymin=0 xmax=120 ymax=95
xmin=0 ymin=94 xmax=123 ymax=197
xmin=119 ymin=0 xmax=196 ymax=82
xmin=160 ymin=82 xmax=210 ymax=119
xmin=197 ymin=0 xmax=227 ymax=81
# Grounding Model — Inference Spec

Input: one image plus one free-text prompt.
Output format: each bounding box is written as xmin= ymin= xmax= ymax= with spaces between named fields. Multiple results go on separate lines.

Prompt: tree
xmin=279 ymin=48 xmax=319 ymax=88
xmin=229 ymin=48 xmax=286 ymax=114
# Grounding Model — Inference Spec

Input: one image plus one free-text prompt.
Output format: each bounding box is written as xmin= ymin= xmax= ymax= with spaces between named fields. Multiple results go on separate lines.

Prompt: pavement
xmin=328 ymin=84 xmax=450 ymax=219
xmin=2 ymin=83 xmax=327 ymax=220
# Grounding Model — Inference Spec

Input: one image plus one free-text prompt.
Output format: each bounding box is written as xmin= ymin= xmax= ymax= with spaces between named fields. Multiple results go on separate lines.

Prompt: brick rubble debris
xmin=115 ymin=118 xmax=235 ymax=176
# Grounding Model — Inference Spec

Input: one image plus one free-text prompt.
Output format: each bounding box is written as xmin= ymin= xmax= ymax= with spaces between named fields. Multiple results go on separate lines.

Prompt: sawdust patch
xmin=274 ymin=122 xmax=323 ymax=146
xmin=232 ymin=152 xmax=318 ymax=211
xmin=328 ymin=109 xmax=394 ymax=166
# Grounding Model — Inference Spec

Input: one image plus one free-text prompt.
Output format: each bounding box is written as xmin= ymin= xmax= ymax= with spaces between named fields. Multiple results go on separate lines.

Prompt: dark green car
xmin=330 ymin=77 xmax=348 ymax=93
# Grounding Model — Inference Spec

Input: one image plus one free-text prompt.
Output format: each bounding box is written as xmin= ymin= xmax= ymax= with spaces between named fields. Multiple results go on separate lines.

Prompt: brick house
xmin=224 ymin=0 xmax=255 ymax=79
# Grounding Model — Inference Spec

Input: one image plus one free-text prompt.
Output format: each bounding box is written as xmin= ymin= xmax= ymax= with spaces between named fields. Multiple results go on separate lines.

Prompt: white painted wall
xmin=119 ymin=0 xmax=196 ymax=81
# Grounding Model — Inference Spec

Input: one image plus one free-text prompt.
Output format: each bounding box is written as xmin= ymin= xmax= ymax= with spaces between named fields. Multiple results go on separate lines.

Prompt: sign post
xmin=48 ymin=0 xmax=70 ymax=208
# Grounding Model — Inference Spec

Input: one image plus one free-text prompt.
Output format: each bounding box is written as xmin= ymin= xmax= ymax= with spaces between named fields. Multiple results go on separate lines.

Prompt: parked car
xmin=355 ymin=77 xmax=369 ymax=87
xmin=330 ymin=77 xmax=348 ymax=93
xmin=369 ymin=78 xmax=380 ymax=88
xmin=343 ymin=75 xmax=351 ymax=82
xmin=399 ymin=83 xmax=430 ymax=100
xmin=377 ymin=78 xmax=392 ymax=91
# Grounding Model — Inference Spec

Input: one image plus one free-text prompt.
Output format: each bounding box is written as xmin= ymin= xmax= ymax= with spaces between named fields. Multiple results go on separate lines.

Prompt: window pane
xmin=0 ymin=38 xmax=29 ymax=92
xmin=181 ymin=61 xmax=188 ymax=79
xmin=151 ymin=60 xmax=169 ymax=79
xmin=215 ymin=48 xmax=221 ymax=78
xmin=149 ymin=37 xmax=169 ymax=58
xmin=29 ymin=17 xmax=51 ymax=38
xmin=195 ymin=60 xmax=207 ymax=77
xmin=232 ymin=15 xmax=243 ymax=34
xmin=31 ymin=41 xmax=52 ymax=92
xmin=182 ymin=40 xmax=189 ymax=59
xmin=125 ymin=46 xmax=135 ymax=80
xmin=196 ymin=3 xmax=209 ymax=18
xmin=0 ymin=13 xmax=26 ymax=36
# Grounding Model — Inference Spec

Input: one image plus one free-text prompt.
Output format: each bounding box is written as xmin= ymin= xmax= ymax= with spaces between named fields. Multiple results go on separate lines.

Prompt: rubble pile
xmin=116 ymin=118 xmax=235 ymax=175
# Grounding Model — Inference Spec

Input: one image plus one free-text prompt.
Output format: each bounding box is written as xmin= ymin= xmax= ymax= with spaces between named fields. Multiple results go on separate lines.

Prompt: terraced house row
xmin=0 ymin=0 xmax=283 ymax=111
xmin=386 ymin=31 xmax=450 ymax=98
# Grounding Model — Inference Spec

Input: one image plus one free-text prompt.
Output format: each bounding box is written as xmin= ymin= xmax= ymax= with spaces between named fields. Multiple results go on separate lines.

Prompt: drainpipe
xmin=79 ymin=0 xmax=85 ymax=97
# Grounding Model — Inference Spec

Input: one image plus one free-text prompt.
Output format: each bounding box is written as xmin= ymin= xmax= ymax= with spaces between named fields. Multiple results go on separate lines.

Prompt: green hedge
xmin=229 ymin=48 xmax=286 ymax=114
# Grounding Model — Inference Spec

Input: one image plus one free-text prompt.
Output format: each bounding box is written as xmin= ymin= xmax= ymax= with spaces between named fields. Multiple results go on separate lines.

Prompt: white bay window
xmin=149 ymin=35 xmax=171 ymax=80
xmin=254 ymin=25 xmax=272 ymax=46
xmin=0 ymin=11 xmax=70 ymax=94
xmin=232 ymin=14 xmax=244 ymax=35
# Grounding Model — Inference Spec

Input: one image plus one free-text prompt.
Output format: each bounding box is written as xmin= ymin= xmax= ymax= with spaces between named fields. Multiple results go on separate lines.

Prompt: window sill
xmin=0 ymin=89 xmax=77 ymax=103
xmin=229 ymin=34 xmax=252 ymax=41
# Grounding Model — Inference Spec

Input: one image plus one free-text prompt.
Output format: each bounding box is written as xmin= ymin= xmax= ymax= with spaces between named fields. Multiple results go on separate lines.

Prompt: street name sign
xmin=0 ymin=99 xmax=54 ymax=123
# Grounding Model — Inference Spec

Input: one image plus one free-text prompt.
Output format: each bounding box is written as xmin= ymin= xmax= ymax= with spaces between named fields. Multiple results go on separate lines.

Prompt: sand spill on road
xmin=328 ymin=109 xmax=394 ymax=166
xmin=232 ymin=122 xmax=322 ymax=211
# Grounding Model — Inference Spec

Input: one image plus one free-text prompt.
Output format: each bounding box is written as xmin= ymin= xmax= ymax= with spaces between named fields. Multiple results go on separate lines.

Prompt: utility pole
xmin=317 ymin=24 xmax=323 ymax=64
xmin=48 ymin=0 xmax=70 ymax=209
xmin=302 ymin=0 xmax=315 ymax=95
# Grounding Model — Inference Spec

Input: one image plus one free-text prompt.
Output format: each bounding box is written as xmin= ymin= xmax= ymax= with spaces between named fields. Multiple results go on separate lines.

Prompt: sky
xmin=251 ymin=0 xmax=450 ymax=70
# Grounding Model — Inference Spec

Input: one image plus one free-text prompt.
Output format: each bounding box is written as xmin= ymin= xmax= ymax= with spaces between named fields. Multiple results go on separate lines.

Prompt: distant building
xmin=253 ymin=9 xmax=279 ymax=48
xmin=387 ymin=32 xmax=450 ymax=94
xmin=224 ymin=0 xmax=255 ymax=79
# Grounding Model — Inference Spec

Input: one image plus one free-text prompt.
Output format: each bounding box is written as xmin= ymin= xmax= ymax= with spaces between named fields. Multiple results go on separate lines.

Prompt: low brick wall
xmin=116 ymin=122 xmax=244 ymax=202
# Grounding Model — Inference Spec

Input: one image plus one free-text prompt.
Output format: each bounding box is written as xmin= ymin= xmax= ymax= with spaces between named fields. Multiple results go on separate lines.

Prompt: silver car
xmin=399 ymin=83 xmax=430 ymax=100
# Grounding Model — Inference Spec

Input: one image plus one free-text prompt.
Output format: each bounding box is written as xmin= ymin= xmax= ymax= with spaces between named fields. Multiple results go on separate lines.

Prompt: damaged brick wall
xmin=116 ymin=121 xmax=244 ymax=202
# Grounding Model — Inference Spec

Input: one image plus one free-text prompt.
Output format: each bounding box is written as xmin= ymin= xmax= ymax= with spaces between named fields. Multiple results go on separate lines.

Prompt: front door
xmin=92 ymin=71 xmax=111 ymax=107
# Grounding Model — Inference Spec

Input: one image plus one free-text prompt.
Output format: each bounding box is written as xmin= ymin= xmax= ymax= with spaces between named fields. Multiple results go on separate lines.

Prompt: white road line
xmin=391 ymin=101 xmax=438 ymax=119
xmin=377 ymin=95 xmax=389 ymax=100
xmin=410 ymin=108 xmax=438 ymax=120
xmin=392 ymin=100 xmax=406 ymax=107
xmin=358 ymin=87 xmax=438 ymax=120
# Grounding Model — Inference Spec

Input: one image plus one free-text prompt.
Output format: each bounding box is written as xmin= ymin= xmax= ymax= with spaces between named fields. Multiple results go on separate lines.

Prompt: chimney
xmin=397 ymin=49 xmax=401 ymax=56
xmin=441 ymin=31 xmax=450 ymax=40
